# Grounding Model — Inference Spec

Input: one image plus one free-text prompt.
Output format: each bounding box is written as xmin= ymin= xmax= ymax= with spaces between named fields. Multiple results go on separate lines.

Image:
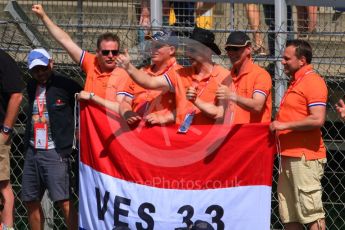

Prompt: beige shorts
xmin=0 ymin=134 xmax=12 ymax=181
xmin=278 ymin=155 xmax=326 ymax=224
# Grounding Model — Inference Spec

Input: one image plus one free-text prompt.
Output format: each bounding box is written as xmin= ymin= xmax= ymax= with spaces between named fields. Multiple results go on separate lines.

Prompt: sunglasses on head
xmin=101 ymin=50 xmax=119 ymax=56
xmin=225 ymin=46 xmax=243 ymax=52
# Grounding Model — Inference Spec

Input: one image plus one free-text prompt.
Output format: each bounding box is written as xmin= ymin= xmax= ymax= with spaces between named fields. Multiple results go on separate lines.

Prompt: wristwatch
xmin=1 ymin=125 xmax=13 ymax=135
xmin=89 ymin=92 xmax=95 ymax=100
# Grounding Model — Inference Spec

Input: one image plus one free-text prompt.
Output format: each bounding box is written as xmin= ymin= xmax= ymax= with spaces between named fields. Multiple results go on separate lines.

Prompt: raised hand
xmin=32 ymin=4 xmax=47 ymax=19
xmin=115 ymin=49 xmax=131 ymax=70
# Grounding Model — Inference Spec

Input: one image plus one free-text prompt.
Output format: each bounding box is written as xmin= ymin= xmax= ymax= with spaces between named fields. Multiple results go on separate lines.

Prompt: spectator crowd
xmin=0 ymin=3 xmax=344 ymax=230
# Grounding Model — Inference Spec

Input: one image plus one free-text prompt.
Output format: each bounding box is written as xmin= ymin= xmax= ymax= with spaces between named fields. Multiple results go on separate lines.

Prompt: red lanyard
xmin=36 ymin=85 xmax=46 ymax=118
xmin=187 ymin=73 xmax=213 ymax=114
xmin=193 ymin=64 xmax=216 ymax=97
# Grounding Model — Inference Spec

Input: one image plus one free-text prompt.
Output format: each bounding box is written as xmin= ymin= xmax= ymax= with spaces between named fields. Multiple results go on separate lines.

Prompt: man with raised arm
xmin=115 ymin=27 xmax=229 ymax=130
xmin=117 ymin=30 xmax=181 ymax=126
xmin=77 ymin=31 xmax=181 ymax=126
xmin=32 ymin=4 xmax=130 ymax=100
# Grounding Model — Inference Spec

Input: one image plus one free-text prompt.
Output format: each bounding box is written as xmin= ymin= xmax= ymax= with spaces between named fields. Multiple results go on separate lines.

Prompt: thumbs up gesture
xmin=115 ymin=49 xmax=131 ymax=70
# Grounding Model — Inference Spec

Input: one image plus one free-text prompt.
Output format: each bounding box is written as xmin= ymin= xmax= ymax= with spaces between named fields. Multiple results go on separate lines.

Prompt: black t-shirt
xmin=0 ymin=49 xmax=25 ymax=123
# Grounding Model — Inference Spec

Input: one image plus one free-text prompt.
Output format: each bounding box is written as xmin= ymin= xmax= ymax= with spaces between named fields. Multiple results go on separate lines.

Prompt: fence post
xmin=150 ymin=0 xmax=162 ymax=31
xmin=229 ymin=3 xmax=235 ymax=30
xmin=274 ymin=0 xmax=288 ymax=112
xmin=77 ymin=0 xmax=83 ymax=47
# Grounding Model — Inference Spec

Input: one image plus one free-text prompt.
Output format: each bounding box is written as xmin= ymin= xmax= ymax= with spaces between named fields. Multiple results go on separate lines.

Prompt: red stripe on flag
xmin=80 ymin=102 xmax=275 ymax=189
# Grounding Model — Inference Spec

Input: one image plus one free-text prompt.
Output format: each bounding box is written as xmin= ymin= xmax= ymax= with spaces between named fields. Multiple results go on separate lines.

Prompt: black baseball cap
xmin=225 ymin=31 xmax=251 ymax=48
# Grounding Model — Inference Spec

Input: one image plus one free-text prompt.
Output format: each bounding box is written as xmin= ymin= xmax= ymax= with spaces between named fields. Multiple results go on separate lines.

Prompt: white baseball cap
xmin=27 ymin=48 xmax=51 ymax=70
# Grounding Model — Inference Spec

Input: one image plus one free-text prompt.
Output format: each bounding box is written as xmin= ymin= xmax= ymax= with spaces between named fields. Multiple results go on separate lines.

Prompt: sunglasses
xmin=152 ymin=43 xmax=167 ymax=50
xmin=30 ymin=65 xmax=49 ymax=73
xmin=225 ymin=46 xmax=243 ymax=52
xmin=101 ymin=50 xmax=119 ymax=56
xmin=0 ymin=203 xmax=3 ymax=211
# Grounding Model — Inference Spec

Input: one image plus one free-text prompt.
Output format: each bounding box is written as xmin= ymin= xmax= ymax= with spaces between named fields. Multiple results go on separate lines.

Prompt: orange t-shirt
xmin=80 ymin=51 xmax=130 ymax=101
xmin=230 ymin=60 xmax=272 ymax=124
xmin=165 ymin=64 xmax=230 ymax=124
xmin=277 ymin=65 xmax=328 ymax=160
xmin=118 ymin=59 xmax=181 ymax=116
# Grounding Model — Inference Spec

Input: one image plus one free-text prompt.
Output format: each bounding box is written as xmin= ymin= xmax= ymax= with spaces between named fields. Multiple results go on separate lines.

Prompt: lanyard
xmin=194 ymin=79 xmax=210 ymax=97
xmin=277 ymin=70 xmax=314 ymax=118
xmin=275 ymin=70 xmax=313 ymax=172
xmin=187 ymin=70 xmax=213 ymax=113
xmin=194 ymin=64 xmax=216 ymax=97
xmin=36 ymin=85 xmax=46 ymax=118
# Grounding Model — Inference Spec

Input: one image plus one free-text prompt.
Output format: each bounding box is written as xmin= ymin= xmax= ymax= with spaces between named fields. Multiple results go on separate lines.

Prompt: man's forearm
xmin=281 ymin=116 xmax=325 ymax=131
xmin=194 ymin=99 xmax=224 ymax=119
xmin=126 ymin=63 xmax=157 ymax=89
xmin=39 ymin=13 xmax=81 ymax=63
xmin=41 ymin=14 xmax=73 ymax=48
xmin=119 ymin=101 xmax=133 ymax=118
xmin=235 ymin=95 xmax=264 ymax=113
xmin=92 ymin=95 xmax=120 ymax=113
xmin=3 ymin=93 xmax=23 ymax=128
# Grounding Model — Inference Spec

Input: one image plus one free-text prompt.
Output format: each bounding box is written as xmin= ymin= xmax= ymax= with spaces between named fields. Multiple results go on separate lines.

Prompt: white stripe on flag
xmin=79 ymin=163 xmax=271 ymax=230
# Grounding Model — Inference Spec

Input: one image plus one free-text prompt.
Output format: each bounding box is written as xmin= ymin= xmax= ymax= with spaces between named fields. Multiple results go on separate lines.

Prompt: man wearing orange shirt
xmin=270 ymin=40 xmax=327 ymax=230
xmin=216 ymin=31 xmax=272 ymax=124
xmin=115 ymin=27 xmax=229 ymax=128
xmin=117 ymin=30 xmax=181 ymax=126
xmin=32 ymin=4 xmax=130 ymax=100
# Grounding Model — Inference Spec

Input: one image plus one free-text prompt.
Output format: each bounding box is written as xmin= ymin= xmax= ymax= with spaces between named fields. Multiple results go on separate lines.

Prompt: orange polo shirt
xmin=165 ymin=64 xmax=230 ymax=124
xmin=80 ymin=51 xmax=130 ymax=101
xmin=277 ymin=65 xmax=327 ymax=160
xmin=118 ymin=58 xmax=181 ymax=116
xmin=230 ymin=60 xmax=272 ymax=124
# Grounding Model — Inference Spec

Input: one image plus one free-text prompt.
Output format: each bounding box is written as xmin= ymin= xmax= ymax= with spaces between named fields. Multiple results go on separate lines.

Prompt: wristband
xmin=1 ymin=125 xmax=13 ymax=135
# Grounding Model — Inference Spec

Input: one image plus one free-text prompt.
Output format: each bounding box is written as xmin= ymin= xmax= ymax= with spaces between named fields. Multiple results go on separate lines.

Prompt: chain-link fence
xmin=0 ymin=0 xmax=344 ymax=229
